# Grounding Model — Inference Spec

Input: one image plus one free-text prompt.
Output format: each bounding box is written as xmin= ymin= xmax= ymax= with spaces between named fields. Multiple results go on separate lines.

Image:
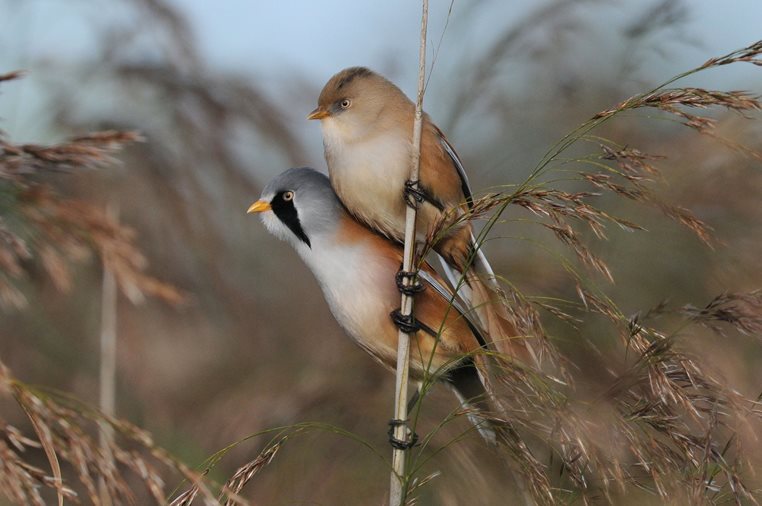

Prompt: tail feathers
xmin=447 ymin=359 xmax=498 ymax=445
xmin=469 ymin=242 xmax=541 ymax=368
xmin=469 ymin=274 xmax=539 ymax=367
xmin=436 ymin=234 xmax=541 ymax=367
xmin=448 ymin=360 xmax=544 ymax=505
xmin=437 ymin=254 xmax=473 ymax=303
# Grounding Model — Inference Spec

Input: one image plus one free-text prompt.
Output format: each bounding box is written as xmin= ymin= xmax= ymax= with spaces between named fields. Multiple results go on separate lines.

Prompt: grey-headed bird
xmin=248 ymin=167 xmax=499 ymax=443
xmin=308 ymin=67 xmax=535 ymax=364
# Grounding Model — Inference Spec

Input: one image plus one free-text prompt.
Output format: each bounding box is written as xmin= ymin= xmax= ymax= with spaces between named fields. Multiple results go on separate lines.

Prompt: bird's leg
xmin=395 ymin=267 xmax=425 ymax=296
xmin=388 ymin=385 xmax=422 ymax=450
xmin=403 ymin=179 xmax=427 ymax=209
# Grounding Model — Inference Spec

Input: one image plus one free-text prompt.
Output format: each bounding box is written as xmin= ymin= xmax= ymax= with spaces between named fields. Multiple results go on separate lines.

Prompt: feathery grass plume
xmin=168 ymin=422 xmax=383 ymax=506
xmin=404 ymin=470 xmax=441 ymax=506
xmin=0 ymin=70 xmax=26 ymax=86
xmin=410 ymin=39 xmax=762 ymax=505
xmin=470 ymin=303 xmax=762 ymax=504
xmin=0 ymin=82 xmax=183 ymax=307
xmin=423 ymin=41 xmax=762 ymax=298
xmin=0 ymin=360 xmax=226 ymax=505
xmin=217 ymin=440 xmax=281 ymax=506
xmin=600 ymin=325 xmax=758 ymax=503
xmin=3 ymin=1 xmax=762 ymax=503
xmin=700 ymin=40 xmax=762 ymax=68
xmin=681 ymin=290 xmax=762 ymax=337
xmin=502 ymin=40 xmax=762 ymax=251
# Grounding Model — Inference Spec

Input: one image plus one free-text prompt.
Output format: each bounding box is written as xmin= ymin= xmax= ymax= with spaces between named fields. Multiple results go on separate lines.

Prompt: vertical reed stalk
xmin=98 ymin=203 xmax=118 ymax=505
xmin=389 ymin=1 xmax=429 ymax=505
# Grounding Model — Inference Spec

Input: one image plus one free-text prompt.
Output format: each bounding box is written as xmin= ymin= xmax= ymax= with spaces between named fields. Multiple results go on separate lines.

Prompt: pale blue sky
xmin=1 ymin=0 xmax=761 ymax=141
xmin=168 ymin=0 xmax=762 ymax=89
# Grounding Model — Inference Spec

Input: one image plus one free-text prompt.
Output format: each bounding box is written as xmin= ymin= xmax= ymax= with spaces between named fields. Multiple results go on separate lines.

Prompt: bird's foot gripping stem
xmin=395 ymin=269 xmax=425 ymax=296
xmin=388 ymin=419 xmax=419 ymax=450
xmin=403 ymin=179 xmax=427 ymax=209
xmin=390 ymin=308 xmax=420 ymax=334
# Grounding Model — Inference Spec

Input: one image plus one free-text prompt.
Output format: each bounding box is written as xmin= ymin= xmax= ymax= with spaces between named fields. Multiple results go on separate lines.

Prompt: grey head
xmin=249 ymin=167 xmax=344 ymax=248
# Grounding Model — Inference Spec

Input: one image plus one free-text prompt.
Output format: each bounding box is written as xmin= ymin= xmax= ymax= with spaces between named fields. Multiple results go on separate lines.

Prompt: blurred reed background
xmin=1 ymin=1 xmax=761 ymax=504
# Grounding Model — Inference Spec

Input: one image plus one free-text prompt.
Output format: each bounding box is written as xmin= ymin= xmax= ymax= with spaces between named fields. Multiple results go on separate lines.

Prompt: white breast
xmin=322 ymin=120 xmax=411 ymax=240
xmin=296 ymin=236 xmax=398 ymax=365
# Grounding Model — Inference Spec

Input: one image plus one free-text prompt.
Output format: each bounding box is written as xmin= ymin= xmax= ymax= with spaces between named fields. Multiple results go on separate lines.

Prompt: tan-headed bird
xmin=308 ymin=67 xmax=535 ymax=364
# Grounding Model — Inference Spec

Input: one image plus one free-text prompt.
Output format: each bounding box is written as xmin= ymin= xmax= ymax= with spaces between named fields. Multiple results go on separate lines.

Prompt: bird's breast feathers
xmin=323 ymin=124 xmax=412 ymax=239
xmin=300 ymin=237 xmax=399 ymax=364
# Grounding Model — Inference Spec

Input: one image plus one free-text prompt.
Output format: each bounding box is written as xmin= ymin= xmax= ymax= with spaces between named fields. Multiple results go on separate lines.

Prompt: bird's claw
xmin=388 ymin=419 xmax=419 ymax=450
xmin=403 ymin=179 xmax=426 ymax=209
xmin=395 ymin=269 xmax=425 ymax=296
xmin=390 ymin=308 xmax=420 ymax=334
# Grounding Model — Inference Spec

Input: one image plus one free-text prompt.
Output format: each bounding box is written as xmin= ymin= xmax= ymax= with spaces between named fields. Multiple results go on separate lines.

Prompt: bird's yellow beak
xmin=307 ymin=106 xmax=330 ymax=120
xmin=247 ymin=200 xmax=271 ymax=214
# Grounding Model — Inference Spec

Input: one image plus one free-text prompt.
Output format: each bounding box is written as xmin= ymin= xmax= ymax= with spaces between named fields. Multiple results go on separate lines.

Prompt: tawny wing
xmin=418 ymin=119 xmax=474 ymax=210
xmin=417 ymin=265 xmax=488 ymax=351
xmin=419 ymin=263 xmax=499 ymax=444
xmin=433 ymin=125 xmax=474 ymax=209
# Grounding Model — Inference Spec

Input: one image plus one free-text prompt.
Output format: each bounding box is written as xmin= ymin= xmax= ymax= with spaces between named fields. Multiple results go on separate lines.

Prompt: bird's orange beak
xmin=247 ymin=200 xmax=271 ymax=214
xmin=307 ymin=106 xmax=330 ymax=120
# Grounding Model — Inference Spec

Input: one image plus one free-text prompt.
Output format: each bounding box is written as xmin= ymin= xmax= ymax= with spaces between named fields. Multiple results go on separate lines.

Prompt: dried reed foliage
xmin=682 ymin=290 xmax=762 ymax=337
xmin=0 ymin=75 xmax=182 ymax=308
xmin=1 ymin=358 xmax=285 ymax=505
xmin=170 ymin=438 xmax=283 ymax=506
xmin=0 ymin=75 xmax=197 ymax=504
xmin=430 ymin=41 xmax=762 ymax=287
xmin=414 ymin=40 xmax=762 ymax=505
xmin=3 ymin=1 xmax=762 ymax=504
xmin=417 ymin=290 xmax=761 ymax=505
xmin=1 ymin=360 xmax=206 ymax=505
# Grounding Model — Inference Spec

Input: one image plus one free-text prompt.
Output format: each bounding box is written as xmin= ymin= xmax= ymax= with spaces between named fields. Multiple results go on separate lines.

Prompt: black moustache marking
xmin=271 ymin=191 xmax=311 ymax=248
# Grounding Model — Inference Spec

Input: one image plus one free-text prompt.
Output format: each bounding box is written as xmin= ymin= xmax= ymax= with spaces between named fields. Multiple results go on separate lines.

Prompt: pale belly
xmin=303 ymin=239 xmax=453 ymax=377
xmin=327 ymin=138 xmax=410 ymax=240
xmin=305 ymin=240 xmax=400 ymax=366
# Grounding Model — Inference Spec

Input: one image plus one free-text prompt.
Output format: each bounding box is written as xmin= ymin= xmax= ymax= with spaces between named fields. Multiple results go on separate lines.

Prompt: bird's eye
xmin=339 ymin=99 xmax=351 ymax=109
xmin=282 ymin=191 xmax=294 ymax=201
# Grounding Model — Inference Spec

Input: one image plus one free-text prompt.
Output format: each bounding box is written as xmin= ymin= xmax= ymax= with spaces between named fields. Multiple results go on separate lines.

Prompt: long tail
xmin=447 ymin=360 xmax=543 ymax=505
xmin=446 ymin=359 xmax=498 ymax=445
xmin=472 ymin=246 xmax=540 ymax=367
xmin=440 ymin=236 xmax=540 ymax=367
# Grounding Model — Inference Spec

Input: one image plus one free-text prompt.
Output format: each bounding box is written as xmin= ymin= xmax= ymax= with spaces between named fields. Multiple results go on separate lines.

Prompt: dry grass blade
xmin=219 ymin=439 xmax=283 ymax=506
xmin=404 ymin=471 xmax=441 ymax=506
xmin=0 ymin=103 xmax=183 ymax=308
xmin=595 ymin=88 xmax=762 ymax=120
xmin=0 ymin=70 xmax=26 ymax=82
xmin=0 ymin=359 xmax=228 ymax=505
xmin=2 ymin=130 xmax=143 ymax=173
xmin=682 ymin=290 xmax=762 ymax=337
xmin=169 ymin=484 xmax=201 ymax=506
xmin=415 ymin=41 xmax=762 ymax=504
xmin=589 ymin=145 xmax=715 ymax=245
xmin=701 ymin=40 xmax=762 ymax=68
xmin=14 ymin=390 xmax=65 ymax=506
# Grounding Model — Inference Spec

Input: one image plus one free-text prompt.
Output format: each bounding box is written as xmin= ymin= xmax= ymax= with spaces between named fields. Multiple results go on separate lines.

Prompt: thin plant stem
xmin=99 ymin=203 xmax=118 ymax=505
xmin=390 ymin=1 xmax=429 ymax=505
